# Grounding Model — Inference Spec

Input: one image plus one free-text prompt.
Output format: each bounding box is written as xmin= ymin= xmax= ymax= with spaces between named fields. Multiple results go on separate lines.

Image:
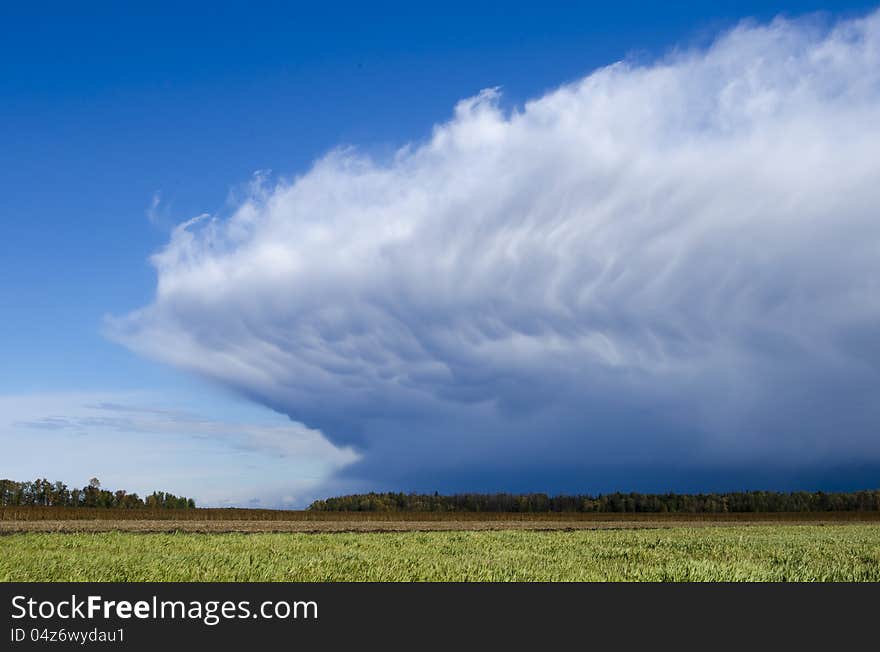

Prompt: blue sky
xmin=3 ymin=2 xmax=880 ymax=506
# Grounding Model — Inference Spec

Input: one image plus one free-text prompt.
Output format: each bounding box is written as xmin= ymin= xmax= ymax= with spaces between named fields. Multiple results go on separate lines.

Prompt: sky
xmin=2 ymin=1 xmax=880 ymax=507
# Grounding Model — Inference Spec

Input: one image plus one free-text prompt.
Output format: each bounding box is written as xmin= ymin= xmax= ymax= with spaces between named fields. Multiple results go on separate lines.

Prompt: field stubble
xmin=3 ymin=507 xmax=880 ymax=532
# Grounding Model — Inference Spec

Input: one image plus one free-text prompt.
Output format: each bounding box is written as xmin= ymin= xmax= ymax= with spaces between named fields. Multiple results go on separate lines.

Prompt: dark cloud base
xmin=323 ymin=463 xmax=880 ymax=497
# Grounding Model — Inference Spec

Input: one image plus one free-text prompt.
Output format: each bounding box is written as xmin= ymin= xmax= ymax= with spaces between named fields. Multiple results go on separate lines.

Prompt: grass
xmin=2 ymin=525 xmax=879 ymax=581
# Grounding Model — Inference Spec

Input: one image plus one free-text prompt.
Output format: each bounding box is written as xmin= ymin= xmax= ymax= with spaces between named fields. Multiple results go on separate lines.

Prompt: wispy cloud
xmin=145 ymin=192 xmax=162 ymax=224
xmin=16 ymin=400 xmax=350 ymax=459
xmin=1 ymin=392 xmax=358 ymax=506
xmin=110 ymin=9 xmax=880 ymax=494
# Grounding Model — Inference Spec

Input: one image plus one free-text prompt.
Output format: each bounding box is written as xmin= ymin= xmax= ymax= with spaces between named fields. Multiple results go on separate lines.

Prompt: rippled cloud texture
xmin=112 ymin=10 xmax=880 ymax=494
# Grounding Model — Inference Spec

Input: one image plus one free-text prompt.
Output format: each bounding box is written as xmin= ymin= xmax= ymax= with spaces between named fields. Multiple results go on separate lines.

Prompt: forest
xmin=308 ymin=490 xmax=880 ymax=513
xmin=0 ymin=477 xmax=196 ymax=509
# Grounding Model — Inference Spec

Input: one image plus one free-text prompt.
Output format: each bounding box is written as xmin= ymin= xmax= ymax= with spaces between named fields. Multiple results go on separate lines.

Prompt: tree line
xmin=0 ymin=477 xmax=195 ymax=509
xmin=308 ymin=490 xmax=880 ymax=513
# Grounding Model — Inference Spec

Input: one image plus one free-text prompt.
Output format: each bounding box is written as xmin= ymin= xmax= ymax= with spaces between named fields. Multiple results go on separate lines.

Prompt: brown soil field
xmin=5 ymin=507 xmax=880 ymax=522
xmin=2 ymin=508 xmax=880 ymax=533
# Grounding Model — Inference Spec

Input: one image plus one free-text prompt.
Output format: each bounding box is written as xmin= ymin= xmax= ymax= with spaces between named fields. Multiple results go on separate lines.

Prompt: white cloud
xmin=110 ymin=10 xmax=880 ymax=493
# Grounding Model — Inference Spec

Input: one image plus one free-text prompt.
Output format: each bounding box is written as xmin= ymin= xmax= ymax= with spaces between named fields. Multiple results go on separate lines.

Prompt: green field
xmin=2 ymin=525 xmax=880 ymax=581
